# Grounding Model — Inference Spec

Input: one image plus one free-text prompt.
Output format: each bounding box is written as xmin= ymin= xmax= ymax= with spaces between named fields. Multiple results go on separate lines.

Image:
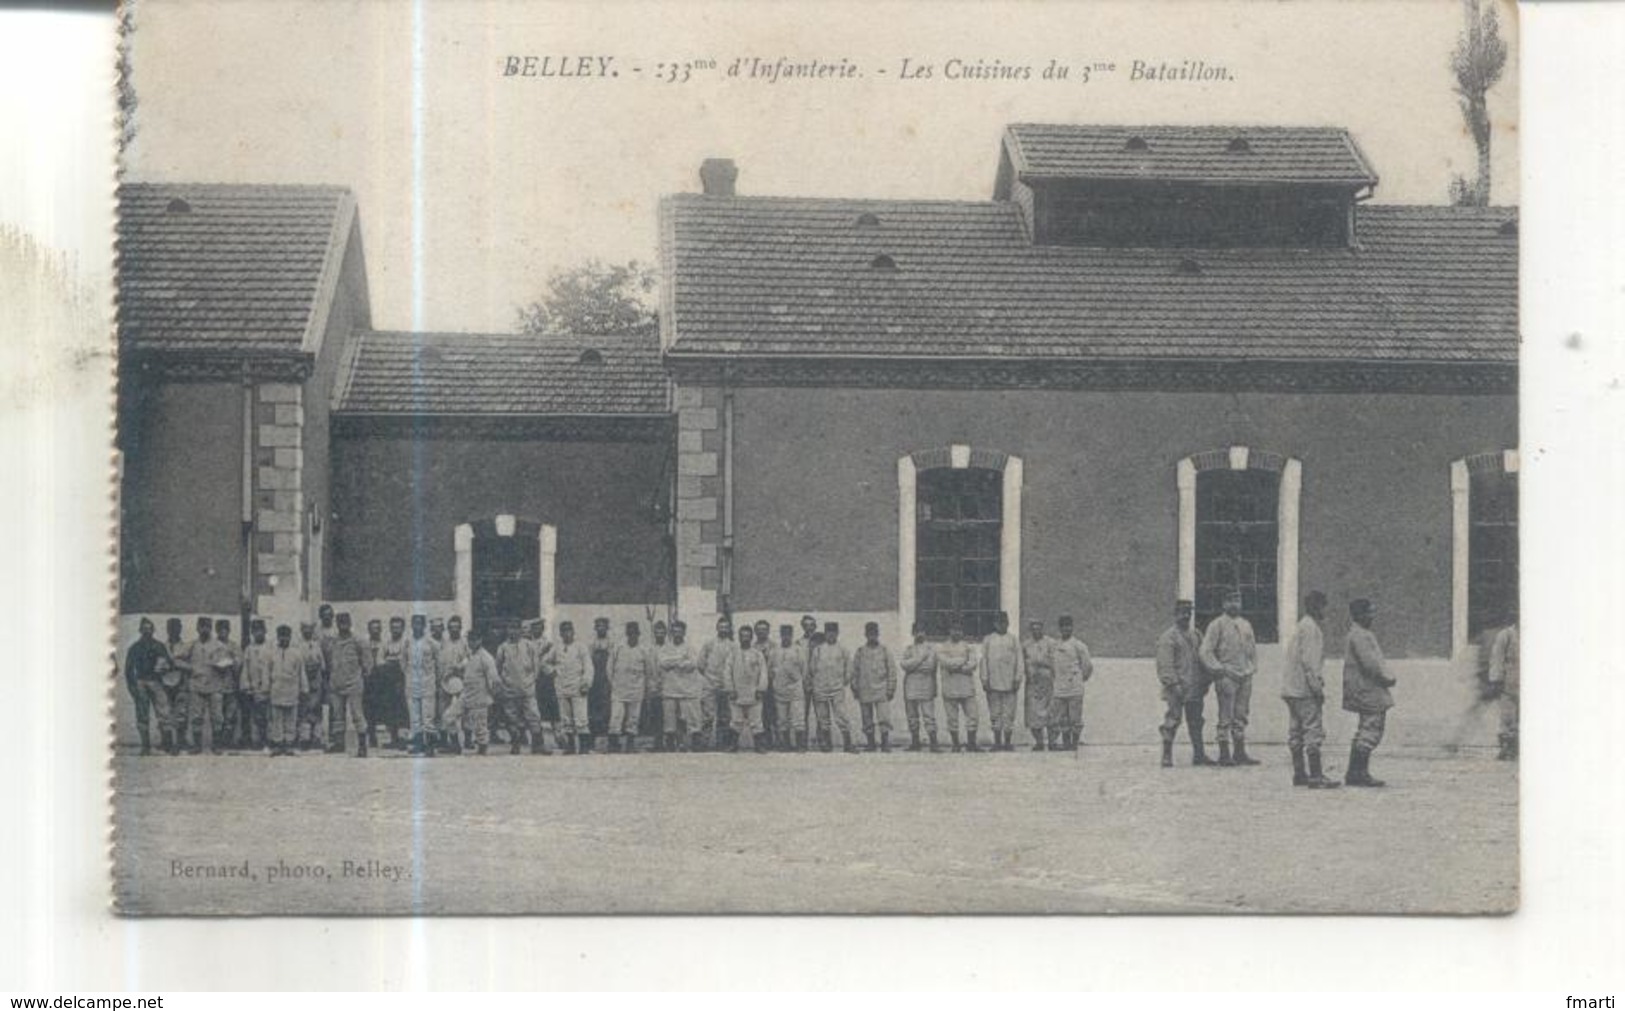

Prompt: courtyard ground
xmin=112 ymin=739 xmax=1517 ymax=916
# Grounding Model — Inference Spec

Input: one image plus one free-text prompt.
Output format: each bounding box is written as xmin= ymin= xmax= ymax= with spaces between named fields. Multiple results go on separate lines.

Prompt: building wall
xmin=726 ymin=387 xmax=1516 ymax=658
xmin=118 ymin=380 xmax=245 ymax=615
xmin=327 ymin=433 xmax=670 ymax=606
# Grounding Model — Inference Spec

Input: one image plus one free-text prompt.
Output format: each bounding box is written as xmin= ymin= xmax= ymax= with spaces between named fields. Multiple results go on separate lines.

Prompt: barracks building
xmin=116 ymin=124 xmax=1518 ymax=741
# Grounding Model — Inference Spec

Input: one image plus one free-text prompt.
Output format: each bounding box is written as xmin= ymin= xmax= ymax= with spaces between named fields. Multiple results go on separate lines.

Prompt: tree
xmin=514 ymin=259 xmax=658 ymax=337
xmin=1448 ymin=0 xmax=1508 ymax=206
xmin=117 ymin=1 xmax=139 ymax=160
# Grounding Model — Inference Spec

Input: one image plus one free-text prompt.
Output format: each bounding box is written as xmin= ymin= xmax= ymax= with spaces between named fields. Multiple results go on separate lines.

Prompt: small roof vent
xmin=577 ymin=348 xmax=604 ymax=365
xmin=1124 ymin=136 xmax=1150 ymax=152
xmin=869 ymin=254 xmax=898 ymax=272
xmin=1176 ymin=257 xmax=1202 ymax=275
xmin=165 ymin=197 xmax=192 ymax=214
xmin=855 ymin=212 xmax=881 ymax=227
xmin=1498 ymin=219 xmax=1518 ymax=237
xmin=1227 ymin=137 xmax=1252 ymax=153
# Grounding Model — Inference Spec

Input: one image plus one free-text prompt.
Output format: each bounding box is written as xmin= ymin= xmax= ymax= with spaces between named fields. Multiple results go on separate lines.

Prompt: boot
xmin=1306 ymin=748 xmax=1339 ymax=789
xmin=864 ymin=730 xmax=878 ymax=753
xmin=410 ymin=732 xmax=424 ymax=756
xmin=966 ymin=730 xmax=982 ymax=754
xmin=727 ymin=732 xmax=740 ymax=754
xmin=880 ymin=730 xmax=891 ymax=754
xmin=1232 ymin=734 xmax=1261 ymax=766
xmin=907 ymin=729 xmax=922 ymax=752
xmin=510 ymin=729 xmax=524 ymax=756
xmin=579 ymin=733 xmax=593 ymax=755
xmin=1191 ymin=734 xmax=1214 ymax=766
xmin=1004 ymin=730 xmax=1015 ymax=752
xmin=1496 ymin=735 xmax=1515 ymax=761
xmin=532 ymin=734 xmax=550 ymax=756
xmin=1344 ymin=745 xmax=1384 ymax=787
xmin=950 ymin=730 xmax=963 ymax=753
xmin=691 ymin=731 xmax=706 ymax=753
xmin=819 ymin=729 xmax=833 ymax=753
xmin=928 ymin=731 xmax=942 ymax=754
xmin=357 ymin=734 xmax=369 ymax=758
xmin=842 ymin=731 xmax=859 ymax=754
xmin=1160 ymin=731 xmax=1175 ymax=768
xmin=138 ymin=726 xmax=152 ymax=756
xmin=1291 ymin=746 xmax=1308 ymax=786
xmin=448 ymin=734 xmax=463 ymax=756
xmin=608 ymin=735 xmax=621 ymax=754
xmin=662 ymin=732 xmax=676 ymax=753
xmin=625 ymin=733 xmax=638 ymax=754
xmin=1032 ymin=732 xmax=1047 ymax=752
xmin=754 ymin=734 xmax=769 ymax=755
xmin=477 ymin=742 xmax=488 ymax=755
xmin=795 ymin=730 xmax=808 ymax=753
xmin=160 ymin=728 xmax=176 ymax=755
xmin=1216 ymin=738 xmax=1234 ymax=766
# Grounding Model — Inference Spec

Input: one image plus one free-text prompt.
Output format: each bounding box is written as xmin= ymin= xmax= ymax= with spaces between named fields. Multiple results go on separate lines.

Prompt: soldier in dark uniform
xmin=163 ymin=618 xmax=191 ymax=751
xmin=753 ymin=620 xmax=777 ymax=746
xmin=1155 ymin=600 xmax=1209 ymax=766
xmin=124 ymin=617 xmax=174 ymax=756
xmin=1342 ymin=598 xmax=1397 ymax=787
xmin=641 ymin=619 xmax=668 ymax=747
xmin=588 ymin=616 xmax=613 ymax=741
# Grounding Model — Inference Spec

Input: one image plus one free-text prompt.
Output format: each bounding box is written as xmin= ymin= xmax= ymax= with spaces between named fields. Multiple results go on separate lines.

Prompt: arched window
xmin=1177 ymin=447 xmax=1301 ymax=643
xmin=898 ymin=446 xmax=1023 ymax=639
xmin=1452 ymin=450 xmax=1519 ymax=653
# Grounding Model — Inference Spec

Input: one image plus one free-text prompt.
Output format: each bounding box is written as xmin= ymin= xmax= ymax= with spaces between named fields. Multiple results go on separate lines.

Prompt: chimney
xmin=699 ymin=158 xmax=738 ymax=197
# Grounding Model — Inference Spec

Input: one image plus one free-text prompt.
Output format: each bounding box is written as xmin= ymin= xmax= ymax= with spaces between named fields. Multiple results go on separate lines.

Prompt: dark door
xmin=1195 ymin=468 xmax=1280 ymax=642
xmin=915 ymin=467 xmax=1003 ymax=639
xmin=472 ymin=526 xmax=540 ymax=636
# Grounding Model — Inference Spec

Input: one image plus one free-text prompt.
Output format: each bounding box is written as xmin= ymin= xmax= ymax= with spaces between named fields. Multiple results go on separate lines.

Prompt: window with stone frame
xmin=915 ymin=467 xmax=1003 ymax=640
xmin=1468 ymin=469 xmax=1518 ymax=636
xmin=1194 ymin=468 xmax=1280 ymax=642
xmin=472 ymin=522 xmax=540 ymax=634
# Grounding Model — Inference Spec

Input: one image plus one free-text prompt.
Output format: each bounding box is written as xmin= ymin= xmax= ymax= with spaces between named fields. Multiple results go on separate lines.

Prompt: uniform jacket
xmin=553 ymin=641 xmax=592 ymax=697
xmin=609 ymin=641 xmax=652 ymax=703
xmin=328 ymin=634 xmax=370 ymax=695
xmin=769 ymin=644 xmax=807 ymax=699
xmin=1279 ymin=616 xmax=1326 ymax=700
xmin=900 ymin=642 xmax=938 ymax=701
xmin=266 ymin=645 xmax=309 ymax=707
xmin=850 ymin=643 xmax=898 ymax=703
xmin=186 ymin=638 xmax=230 ymax=694
xmin=402 ymin=635 xmax=438 ymax=700
xmin=1199 ymin=614 xmax=1257 ymax=680
xmin=441 ymin=636 xmax=473 ymax=685
xmin=642 ymin=642 xmax=664 ymax=696
xmin=1490 ymin=625 xmax=1520 ymax=696
xmin=216 ymin=640 xmax=242 ymax=693
xmin=461 ymin=648 xmax=498 ymax=709
xmin=495 ymin=641 xmax=532 ymax=696
xmin=1051 ymin=636 xmax=1094 ymax=698
xmin=1341 ymin=625 xmax=1395 ymax=714
xmin=809 ymin=642 xmax=851 ymax=699
xmin=980 ymin=632 xmax=1024 ymax=692
xmin=377 ymin=635 xmax=407 ymax=671
xmin=658 ymin=643 xmax=703 ymax=700
xmin=726 ymin=646 xmax=769 ymax=699
xmin=1023 ymin=636 xmax=1057 ymax=687
xmin=243 ymin=641 xmax=275 ymax=698
xmin=698 ymin=637 xmax=738 ymax=693
xmin=936 ymin=641 xmax=978 ymax=699
xmin=124 ymin=637 xmax=170 ymax=693
xmin=1155 ymin=624 xmax=1200 ymax=698
xmin=299 ymin=638 xmax=327 ymax=699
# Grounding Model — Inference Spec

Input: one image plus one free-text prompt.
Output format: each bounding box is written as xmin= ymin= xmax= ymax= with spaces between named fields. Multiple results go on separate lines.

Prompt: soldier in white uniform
xmin=1050 ymin=615 xmax=1092 ymax=752
xmin=899 ymin=623 xmax=940 ymax=753
xmin=1199 ymin=590 xmax=1260 ymax=766
xmin=1154 ymin=601 xmax=1206 ymax=766
xmin=809 ymin=624 xmax=859 ymax=754
xmin=608 ymin=621 xmax=652 ymax=753
xmin=937 ymin=619 xmax=981 ymax=754
xmin=1280 ymin=591 xmax=1338 ymax=788
xmin=770 ymin=624 xmax=808 ymax=752
xmin=1342 ymin=598 xmax=1397 ymax=787
xmin=979 ymin=612 xmax=1024 ymax=752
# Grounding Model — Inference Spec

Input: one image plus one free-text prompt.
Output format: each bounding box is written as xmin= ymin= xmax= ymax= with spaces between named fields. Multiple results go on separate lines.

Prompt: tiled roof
xmin=1000 ymin=124 xmax=1378 ymax=188
xmin=117 ymin=183 xmax=352 ymax=354
xmin=661 ymin=195 xmax=1517 ymax=363
xmin=334 ymin=330 xmax=667 ymax=415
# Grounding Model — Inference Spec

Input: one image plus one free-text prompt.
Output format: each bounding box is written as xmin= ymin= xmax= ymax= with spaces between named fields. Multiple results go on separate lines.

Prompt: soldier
xmin=266 ymin=625 xmax=308 ymax=757
xmin=979 ymin=612 xmax=1024 ymax=752
xmin=365 ymin=617 xmax=406 ymax=751
xmin=184 ymin=617 xmax=228 ymax=755
xmin=554 ymin=620 xmax=594 ymax=754
xmin=588 ymin=616 xmax=614 ymax=743
xmin=642 ymin=619 xmax=668 ymax=748
xmin=899 ymin=622 xmax=940 ymax=753
xmin=698 ymin=616 xmax=739 ymax=751
xmin=1200 ymin=589 xmax=1260 ymax=766
xmin=1051 ymin=616 xmax=1093 ymax=753
xmin=659 ymin=620 xmax=705 ymax=751
xmin=1342 ymin=599 xmax=1397 ymax=787
xmin=1154 ymin=601 xmax=1207 ymax=766
xmin=214 ymin=619 xmax=244 ymax=748
xmin=753 ymin=620 xmax=778 ymax=744
xmin=810 ymin=624 xmax=859 ymax=753
xmin=1489 ymin=614 xmax=1519 ymax=761
xmin=1280 ymin=591 xmax=1337 ymax=788
xmin=770 ymin=624 xmax=809 ymax=752
xmin=529 ymin=618 xmax=560 ymax=750
xmin=1022 ymin=619 xmax=1057 ymax=751
xmin=608 ymin=621 xmax=651 ymax=753
xmin=851 ymin=621 xmax=898 ymax=753
xmin=241 ymin=619 xmax=272 ymax=751
xmin=402 ymin=614 xmax=440 ymax=756
xmin=438 ymin=615 xmax=473 ymax=755
xmin=327 ymin=612 xmax=371 ymax=757
xmin=318 ymin=603 xmax=342 ymax=749
xmin=496 ymin=622 xmax=548 ymax=755
xmin=938 ymin=619 xmax=982 ymax=753
xmin=726 ymin=624 xmax=770 ymax=753
xmin=460 ymin=629 xmax=500 ymax=754
xmin=799 ymin=614 xmax=819 ymax=717
xmin=124 ymin=617 xmax=174 ymax=756
xmin=164 ymin=618 xmax=192 ymax=751
xmin=295 ymin=620 xmax=327 ymax=751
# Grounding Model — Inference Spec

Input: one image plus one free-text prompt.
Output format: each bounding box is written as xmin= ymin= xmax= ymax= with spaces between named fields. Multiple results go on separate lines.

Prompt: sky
xmin=127 ymin=0 xmax=1518 ymax=334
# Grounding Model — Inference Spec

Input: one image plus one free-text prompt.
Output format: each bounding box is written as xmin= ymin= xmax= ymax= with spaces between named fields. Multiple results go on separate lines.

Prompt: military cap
xmin=670 ymin=620 xmax=687 ymax=631
xmin=594 ymin=616 xmax=611 ymax=627
xmin=754 ymin=619 xmax=771 ymax=629
xmin=249 ymin=618 xmax=266 ymax=632
xmin=625 ymin=621 xmax=640 ymax=633
xmin=652 ymin=619 xmax=668 ymax=629
xmin=1058 ymin=614 xmax=1074 ymax=624
xmin=559 ymin=620 xmax=575 ymax=631
xmin=1349 ymin=598 xmax=1374 ymax=618
xmin=275 ymin=624 xmax=292 ymax=636
xmin=824 ymin=621 xmax=840 ymax=632
xmin=779 ymin=624 xmax=794 ymax=634
xmin=865 ymin=621 xmax=879 ymax=634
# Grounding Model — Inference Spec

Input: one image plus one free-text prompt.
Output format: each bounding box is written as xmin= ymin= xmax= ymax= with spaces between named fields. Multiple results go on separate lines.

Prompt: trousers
xmin=1353 ymin=710 xmax=1387 ymax=753
xmin=558 ymin=693 xmax=589 ymax=735
xmin=811 ymin=695 xmax=852 ymax=735
xmin=464 ymin=705 xmax=490 ymax=748
xmin=662 ymin=697 xmax=702 ymax=734
xmin=268 ymin=704 xmax=298 ymax=745
xmin=942 ymin=695 xmax=978 ymax=733
xmin=331 ymin=690 xmax=368 ymax=749
xmin=774 ymin=693 xmax=806 ymax=732
xmin=730 ymin=699 xmax=764 ymax=734
xmin=1050 ymin=695 xmax=1083 ymax=732
xmin=612 ymin=699 xmax=643 ymax=735
xmin=1284 ymin=697 xmax=1326 ymax=749
xmin=131 ymin=680 xmax=177 ymax=736
xmin=858 ymin=700 xmax=891 ymax=734
xmin=986 ymin=689 xmax=1018 ymax=733
xmin=504 ymin=693 xmax=544 ymax=735
xmin=1498 ymin=692 xmax=1519 ymax=744
xmin=1214 ymin=675 xmax=1253 ymax=738
xmin=189 ymin=689 xmax=225 ymax=751
xmin=904 ymin=698 xmax=937 ymax=734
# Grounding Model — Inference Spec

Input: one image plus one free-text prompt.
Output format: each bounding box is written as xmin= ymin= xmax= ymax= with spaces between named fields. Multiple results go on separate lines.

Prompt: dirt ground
xmin=113 ymin=739 xmax=1517 ymax=916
